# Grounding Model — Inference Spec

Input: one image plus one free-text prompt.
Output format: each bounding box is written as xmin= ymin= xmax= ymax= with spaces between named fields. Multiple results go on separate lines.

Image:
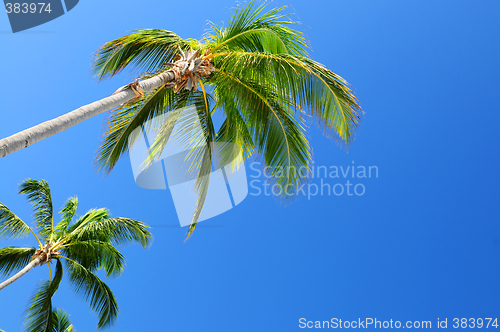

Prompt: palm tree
xmin=0 ymin=2 xmax=363 ymax=236
xmin=94 ymin=2 xmax=364 ymax=236
xmin=0 ymin=179 xmax=152 ymax=329
xmin=0 ymin=1 xmax=362 ymax=166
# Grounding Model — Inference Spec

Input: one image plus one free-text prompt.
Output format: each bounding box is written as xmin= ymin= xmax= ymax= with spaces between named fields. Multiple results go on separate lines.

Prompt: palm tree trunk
xmin=0 ymin=256 xmax=42 ymax=290
xmin=0 ymin=71 xmax=175 ymax=158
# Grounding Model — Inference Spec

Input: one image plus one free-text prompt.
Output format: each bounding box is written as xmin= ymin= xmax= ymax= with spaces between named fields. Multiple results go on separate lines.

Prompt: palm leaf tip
xmin=0 ymin=203 xmax=32 ymax=239
xmin=55 ymin=197 xmax=79 ymax=236
xmin=185 ymin=223 xmax=197 ymax=241
xmin=52 ymin=308 xmax=75 ymax=332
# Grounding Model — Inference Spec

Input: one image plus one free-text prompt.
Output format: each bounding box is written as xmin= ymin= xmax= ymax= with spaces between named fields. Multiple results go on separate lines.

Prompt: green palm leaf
xmin=19 ymin=179 xmax=53 ymax=241
xmin=25 ymin=259 xmax=63 ymax=332
xmin=211 ymin=69 xmax=311 ymax=191
xmin=214 ymin=110 xmax=255 ymax=162
xmin=62 ymin=240 xmax=125 ymax=277
xmin=64 ymin=258 xmax=118 ymax=329
xmin=0 ymin=203 xmax=32 ymax=239
xmin=54 ymin=197 xmax=78 ymax=237
xmin=144 ymin=90 xmax=214 ymax=163
xmin=213 ymin=51 xmax=362 ymax=144
xmin=207 ymin=2 xmax=307 ymax=56
xmin=188 ymin=84 xmax=216 ymax=239
xmin=0 ymin=247 xmax=36 ymax=277
xmin=93 ymin=29 xmax=190 ymax=80
xmin=143 ymin=88 xmax=216 ymax=239
xmin=65 ymin=208 xmax=110 ymax=234
xmin=96 ymin=86 xmax=180 ymax=173
xmin=69 ymin=217 xmax=151 ymax=249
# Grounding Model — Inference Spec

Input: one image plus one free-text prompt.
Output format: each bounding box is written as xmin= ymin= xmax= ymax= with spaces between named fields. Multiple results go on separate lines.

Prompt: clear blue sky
xmin=1 ymin=0 xmax=499 ymax=331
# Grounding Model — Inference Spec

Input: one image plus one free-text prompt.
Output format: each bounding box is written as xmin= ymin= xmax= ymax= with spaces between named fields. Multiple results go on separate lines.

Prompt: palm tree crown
xmin=0 ymin=179 xmax=152 ymax=330
xmin=93 ymin=1 xmax=363 ymax=236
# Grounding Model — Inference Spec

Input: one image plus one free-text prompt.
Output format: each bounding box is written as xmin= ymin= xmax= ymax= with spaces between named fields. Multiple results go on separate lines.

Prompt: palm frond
xmin=54 ymin=197 xmax=78 ymax=238
xmin=292 ymin=56 xmax=363 ymax=144
xmin=96 ymin=86 xmax=191 ymax=173
xmin=257 ymin=102 xmax=311 ymax=196
xmin=213 ymin=82 xmax=255 ymax=163
xmin=186 ymin=81 xmax=216 ymax=239
xmin=0 ymin=203 xmax=33 ymax=239
xmin=19 ymin=179 xmax=53 ymax=240
xmin=0 ymin=247 xmax=36 ymax=277
xmin=144 ymin=90 xmax=213 ymax=165
xmin=51 ymin=308 xmax=75 ymax=332
xmin=64 ymin=258 xmax=118 ymax=329
xmin=92 ymin=29 xmax=190 ymax=80
xmin=66 ymin=208 xmax=110 ymax=235
xmin=213 ymin=51 xmax=363 ymax=145
xmin=212 ymin=68 xmax=311 ymax=193
xmin=25 ymin=259 xmax=63 ymax=332
xmin=208 ymin=1 xmax=307 ymax=56
xmin=69 ymin=217 xmax=151 ymax=249
xmin=143 ymin=88 xmax=216 ymax=239
xmin=185 ymin=140 xmax=212 ymax=241
xmin=62 ymin=240 xmax=124 ymax=277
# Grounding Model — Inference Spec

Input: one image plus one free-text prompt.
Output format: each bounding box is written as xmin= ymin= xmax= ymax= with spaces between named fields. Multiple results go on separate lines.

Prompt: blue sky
xmin=1 ymin=0 xmax=499 ymax=331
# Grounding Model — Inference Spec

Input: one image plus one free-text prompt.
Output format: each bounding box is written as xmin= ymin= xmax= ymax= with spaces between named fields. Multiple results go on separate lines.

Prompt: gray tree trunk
xmin=0 ymin=71 xmax=175 ymax=158
xmin=0 ymin=256 xmax=42 ymax=290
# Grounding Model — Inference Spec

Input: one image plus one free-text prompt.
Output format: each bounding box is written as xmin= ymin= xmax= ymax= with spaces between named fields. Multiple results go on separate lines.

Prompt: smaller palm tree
xmin=0 ymin=179 xmax=152 ymax=329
